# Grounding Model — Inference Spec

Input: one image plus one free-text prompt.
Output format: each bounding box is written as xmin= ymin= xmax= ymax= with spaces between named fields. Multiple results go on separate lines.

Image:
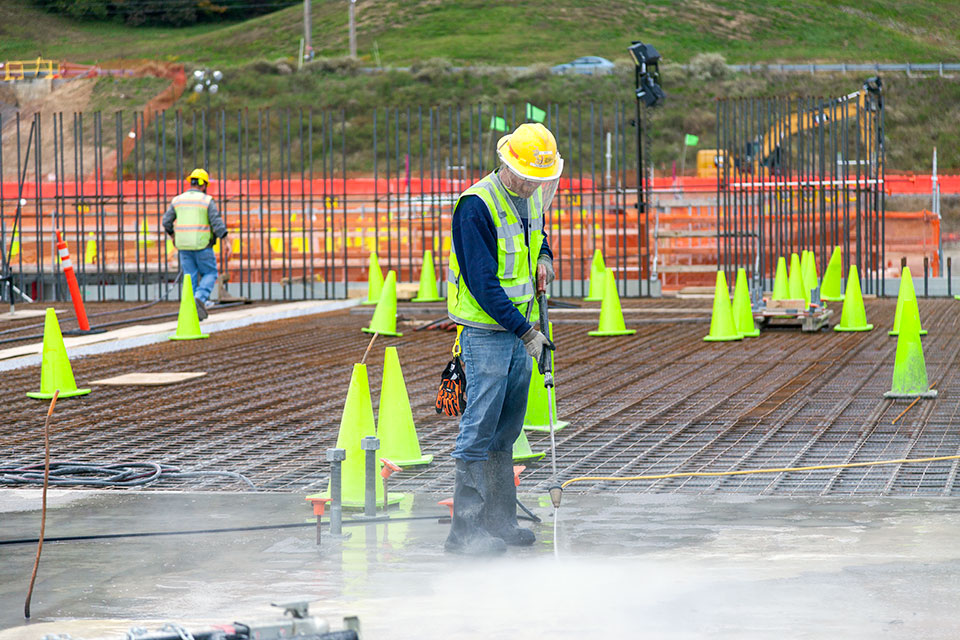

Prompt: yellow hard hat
xmin=188 ymin=168 xmax=210 ymax=186
xmin=496 ymin=123 xmax=563 ymax=182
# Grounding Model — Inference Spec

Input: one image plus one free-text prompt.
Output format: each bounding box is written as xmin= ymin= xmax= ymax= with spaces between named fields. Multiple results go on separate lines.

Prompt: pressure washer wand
xmin=537 ymin=293 xmax=562 ymax=510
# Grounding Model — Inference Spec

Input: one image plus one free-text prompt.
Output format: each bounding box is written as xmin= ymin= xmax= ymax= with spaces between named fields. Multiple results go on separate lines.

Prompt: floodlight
xmin=636 ymin=74 xmax=664 ymax=107
xmin=627 ymin=41 xmax=660 ymax=68
xmin=193 ymin=69 xmax=204 ymax=79
xmin=194 ymin=84 xmax=204 ymax=93
xmin=213 ymin=70 xmax=223 ymax=81
xmin=209 ymin=84 xmax=219 ymax=94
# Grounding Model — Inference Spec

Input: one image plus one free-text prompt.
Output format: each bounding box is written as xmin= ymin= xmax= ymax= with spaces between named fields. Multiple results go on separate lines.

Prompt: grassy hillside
xmin=4 ymin=0 xmax=960 ymax=67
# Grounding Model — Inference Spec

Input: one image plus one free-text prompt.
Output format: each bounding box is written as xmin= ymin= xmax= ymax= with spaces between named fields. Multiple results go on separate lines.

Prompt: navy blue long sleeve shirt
xmin=451 ymin=194 xmax=553 ymax=338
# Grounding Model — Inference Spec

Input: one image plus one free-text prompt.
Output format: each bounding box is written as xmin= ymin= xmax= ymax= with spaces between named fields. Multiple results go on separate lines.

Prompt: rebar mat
xmin=2 ymin=298 xmax=958 ymax=497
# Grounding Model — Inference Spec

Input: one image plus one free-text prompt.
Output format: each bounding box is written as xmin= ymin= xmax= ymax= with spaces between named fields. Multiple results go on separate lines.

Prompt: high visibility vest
xmin=447 ymin=171 xmax=544 ymax=329
xmin=171 ymin=189 xmax=214 ymax=251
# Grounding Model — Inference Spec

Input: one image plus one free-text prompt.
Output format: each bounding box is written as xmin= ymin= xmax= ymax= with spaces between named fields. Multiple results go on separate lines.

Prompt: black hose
xmin=0 ymin=461 xmax=257 ymax=490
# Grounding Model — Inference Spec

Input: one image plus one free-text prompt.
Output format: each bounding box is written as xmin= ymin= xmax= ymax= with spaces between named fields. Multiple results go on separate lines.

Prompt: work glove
xmin=521 ymin=326 xmax=555 ymax=361
xmin=537 ymin=256 xmax=555 ymax=294
xmin=436 ymin=357 xmax=467 ymax=417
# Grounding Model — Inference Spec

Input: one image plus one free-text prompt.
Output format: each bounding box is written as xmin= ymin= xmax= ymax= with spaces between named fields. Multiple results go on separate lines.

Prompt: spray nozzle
xmin=548 ymin=485 xmax=563 ymax=508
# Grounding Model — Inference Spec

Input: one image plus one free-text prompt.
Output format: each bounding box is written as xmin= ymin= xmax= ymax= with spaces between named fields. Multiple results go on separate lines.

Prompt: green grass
xmin=5 ymin=0 xmax=960 ymax=67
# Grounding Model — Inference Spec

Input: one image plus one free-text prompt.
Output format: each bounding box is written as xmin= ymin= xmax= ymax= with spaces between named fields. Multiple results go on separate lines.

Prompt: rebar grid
xmin=1 ymin=297 xmax=957 ymax=496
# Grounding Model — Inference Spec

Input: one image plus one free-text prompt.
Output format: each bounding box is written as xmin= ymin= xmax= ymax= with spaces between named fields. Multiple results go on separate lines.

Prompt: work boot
xmin=482 ymin=450 xmax=535 ymax=546
xmin=444 ymin=459 xmax=507 ymax=556
xmin=194 ymin=297 xmax=208 ymax=321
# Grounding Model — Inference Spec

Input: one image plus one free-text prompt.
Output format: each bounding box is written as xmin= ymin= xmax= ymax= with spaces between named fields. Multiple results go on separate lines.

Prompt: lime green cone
xmin=583 ymin=249 xmax=606 ymax=301
xmin=788 ymin=252 xmax=809 ymax=307
xmin=820 ymin=246 xmax=844 ymax=301
xmin=588 ymin=269 xmax=636 ymax=336
xmin=377 ymin=347 xmax=432 ymax=466
xmin=704 ymin=271 xmax=742 ymax=342
xmin=771 ymin=256 xmax=789 ymax=300
xmin=27 ymin=308 xmax=91 ymax=400
xmin=412 ymin=250 xmax=443 ymax=303
xmin=362 ymin=251 xmax=384 ymax=305
xmin=884 ymin=300 xmax=936 ymax=399
xmin=320 ymin=363 xmax=403 ymax=509
xmin=523 ymin=322 xmax=570 ymax=432
xmin=362 ymin=270 xmax=403 ymax=337
xmin=889 ymin=266 xmax=927 ymax=337
xmin=512 ymin=428 xmax=546 ymax=462
xmin=834 ymin=265 xmax=873 ymax=332
xmin=170 ymin=274 xmax=209 ymax=341
xmin=732 ymin=268 xmax=760 ymax=338
xmin=802 ymin=250 xmax=819 ymax=293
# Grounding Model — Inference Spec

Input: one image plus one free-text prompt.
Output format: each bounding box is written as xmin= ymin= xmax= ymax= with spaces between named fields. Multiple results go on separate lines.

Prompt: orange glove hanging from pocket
xmin=436 ymin=326 xmax=467 ymax=417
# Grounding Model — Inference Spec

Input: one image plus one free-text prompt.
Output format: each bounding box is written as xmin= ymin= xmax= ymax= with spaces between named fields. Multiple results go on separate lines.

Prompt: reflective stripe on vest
xmin=446 ymin=171 xmax=544 ymax=329
xmin=172 ymin=190 xmax=213 ymax=251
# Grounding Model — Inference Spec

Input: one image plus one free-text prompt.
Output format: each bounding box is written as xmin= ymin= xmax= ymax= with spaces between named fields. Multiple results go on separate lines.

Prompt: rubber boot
xmin=444 ymin=459 xmax=507 ymax=555
xmin=482 ymin=450 xmax=535 ymax=546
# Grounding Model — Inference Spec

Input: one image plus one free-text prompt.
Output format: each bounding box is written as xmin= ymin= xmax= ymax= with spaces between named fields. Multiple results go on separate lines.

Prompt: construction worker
xmin=162 ymin=168 xmax=229 ymax=321
xmin=444 ymin=123 xmax=561 ymax=555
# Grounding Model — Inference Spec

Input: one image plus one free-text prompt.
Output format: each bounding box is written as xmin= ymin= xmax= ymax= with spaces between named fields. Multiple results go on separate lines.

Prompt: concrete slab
xmin=2 ymin=490 xmax=959 ymax=639
xmin=0 ymin=299 xmax=359 ymax=371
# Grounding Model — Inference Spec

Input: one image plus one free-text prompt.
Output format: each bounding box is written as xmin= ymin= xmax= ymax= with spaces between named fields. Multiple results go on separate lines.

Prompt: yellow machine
xmin=697 ymin=77 xmax=883 ymax=179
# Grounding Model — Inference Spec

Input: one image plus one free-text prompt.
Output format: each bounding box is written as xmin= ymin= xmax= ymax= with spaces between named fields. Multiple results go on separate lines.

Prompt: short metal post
xmin=948 ymin=257 xmax=952 ymax=298
xmin=326 ymin=448 xmax=346 ymax=538
xmin=361 ymin=436 xmax=380 ymax=517
xmin=924 ymin=257 xmax=929 ymax=298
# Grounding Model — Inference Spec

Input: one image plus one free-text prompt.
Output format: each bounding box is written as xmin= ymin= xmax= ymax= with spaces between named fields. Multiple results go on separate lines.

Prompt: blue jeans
xmin=179 ymin=246 xmax=218 ymax=302
xmin=453 ymin=326 xmax=533 ymax=462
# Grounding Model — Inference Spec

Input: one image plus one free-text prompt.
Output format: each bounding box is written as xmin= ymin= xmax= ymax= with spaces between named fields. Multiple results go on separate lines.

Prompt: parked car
xmin=550 ymin=56 xmax=616 ymax=75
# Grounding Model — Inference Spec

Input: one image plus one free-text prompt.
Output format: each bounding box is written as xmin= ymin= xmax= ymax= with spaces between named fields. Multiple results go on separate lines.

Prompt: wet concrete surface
xmin=2 ymin=489 xmax=960 ymax=639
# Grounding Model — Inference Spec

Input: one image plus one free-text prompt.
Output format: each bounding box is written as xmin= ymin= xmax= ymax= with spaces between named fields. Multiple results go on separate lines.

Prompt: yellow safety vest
xmin=447 ymin=171 xmax=544 ymax=329
xmin=172 ymin=190 xmax=214 ymax=251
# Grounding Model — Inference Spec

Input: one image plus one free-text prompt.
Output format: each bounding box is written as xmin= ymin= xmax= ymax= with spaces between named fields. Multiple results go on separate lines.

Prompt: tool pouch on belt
xmin=436 ymin=326 xmax=467 ymax=416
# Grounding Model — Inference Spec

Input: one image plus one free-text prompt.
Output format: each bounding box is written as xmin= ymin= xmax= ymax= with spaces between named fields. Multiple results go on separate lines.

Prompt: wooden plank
xmin=90 ymin=372 xmax=207 ymax=386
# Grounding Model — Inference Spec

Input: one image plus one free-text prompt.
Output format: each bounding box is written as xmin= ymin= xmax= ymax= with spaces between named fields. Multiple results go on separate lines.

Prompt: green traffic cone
xmin=377 ymin=347 xmax=432 ymax=466
xmin=788 ymin=252 xmax=809 ymax=307
xmin=523 ymin=322 xmax=570 ymax=432
xmin=820 ymin=246 xmax=844 ymax=301
xmin=362 ymin=251 xmax=384 ymax=305
xmin=584 ymin=249 xmax=606 ymax=301
xmin=834 ymin=265 xmax=874 ymax=332
xmin=890 ymin=266 xmax=927 ymax=337
xmin=704 ymin=271 xmax=742 ymax=342
xmin=732 ymin=268 xmax=759 ymax=338
xmin=26 ymin=308 xmax=92 ymax=400
xmin=362 ymin=270 xmax=403 ymax=337
xmin=771 ymin=256 xmax=789 ymax=300
xmin=325 ymin=363 xmax=403 ymax=508
xmin=884 ymin=299 xmax=936 ymax=399
xmin=170 ymin=274 xmax=209 ymax=341
xmin=588 ymin=269 xmax=636 ymax=336
xmin=412 ymin=250 xmax=443 ymax=302
xmin=801 ymin=250 xmax=819 ymax=293
xmin=512 ymin=428 xmax=546 ymax=462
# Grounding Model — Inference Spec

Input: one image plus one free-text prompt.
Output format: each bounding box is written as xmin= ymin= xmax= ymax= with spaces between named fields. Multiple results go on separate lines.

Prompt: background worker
xmin=162 ymin=168 xmax=229 ymax=321
xmin=444 ymin=123 xmax=562 ymax=555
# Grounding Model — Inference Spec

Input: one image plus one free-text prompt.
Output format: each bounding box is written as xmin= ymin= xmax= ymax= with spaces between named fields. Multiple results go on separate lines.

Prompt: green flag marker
xmin=526 ymin=103 xmax=546 ymax=123
xmin=684 ymin=133 xmax=699 ymax=146
xmin=489 ymin=116 xmax=508 ymax=132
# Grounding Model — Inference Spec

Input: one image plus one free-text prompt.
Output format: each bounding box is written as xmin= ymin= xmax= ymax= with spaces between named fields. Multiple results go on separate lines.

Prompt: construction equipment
xmin=698 ymin=77 xmax=883 ymax=178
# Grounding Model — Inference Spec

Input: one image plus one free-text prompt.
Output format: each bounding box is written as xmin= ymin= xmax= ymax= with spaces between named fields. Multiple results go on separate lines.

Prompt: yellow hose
xmin=560 ymin=454 xmax=960 ymax=489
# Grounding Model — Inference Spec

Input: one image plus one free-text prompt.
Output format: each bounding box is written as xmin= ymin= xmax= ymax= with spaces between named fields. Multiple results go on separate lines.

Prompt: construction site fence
xmin=0 ymin=104 xmax=658 ymax=303
xmin=715 ymin=90 xmax=889 ymax=295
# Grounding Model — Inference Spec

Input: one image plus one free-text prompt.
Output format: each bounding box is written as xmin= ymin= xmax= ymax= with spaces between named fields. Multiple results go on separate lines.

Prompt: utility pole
xmin=348 ymin=0 xmax=357 ymax=58
xmin=303 ymin=0 xmax=312 ymax=61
